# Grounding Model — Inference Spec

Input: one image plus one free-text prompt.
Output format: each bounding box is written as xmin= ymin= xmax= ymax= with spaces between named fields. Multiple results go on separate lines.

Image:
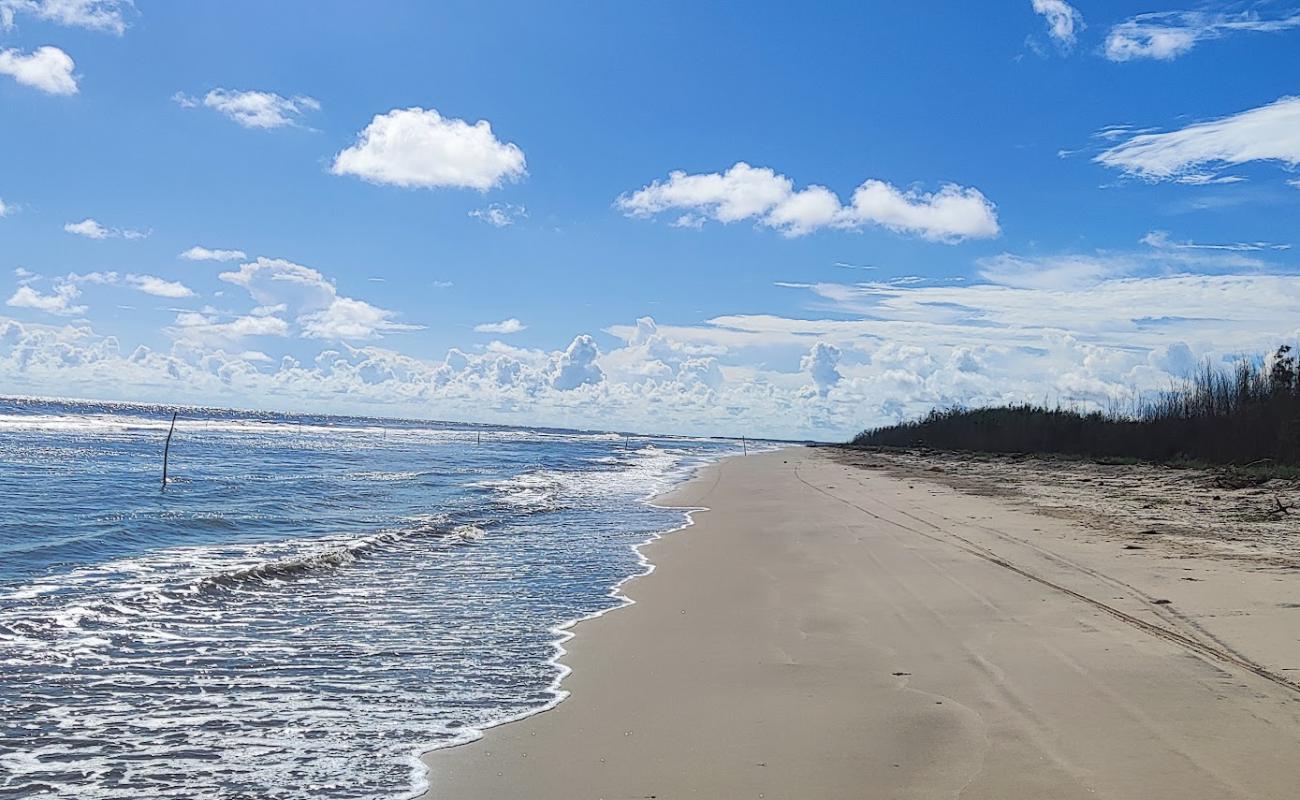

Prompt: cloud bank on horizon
xmin=1 ymin=1 xmax=1298 ymax=440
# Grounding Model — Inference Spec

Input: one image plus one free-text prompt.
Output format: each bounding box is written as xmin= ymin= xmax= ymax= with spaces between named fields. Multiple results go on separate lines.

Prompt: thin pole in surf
xmin=742 ymin=435 xmax=748 ymax=455
xmin=161 ymin=411 xmax=178 ymax=490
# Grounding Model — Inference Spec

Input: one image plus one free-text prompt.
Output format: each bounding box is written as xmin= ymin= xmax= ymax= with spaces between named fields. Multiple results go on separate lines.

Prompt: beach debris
xmin=1268 ymin=495 xmax=1294 ymax=516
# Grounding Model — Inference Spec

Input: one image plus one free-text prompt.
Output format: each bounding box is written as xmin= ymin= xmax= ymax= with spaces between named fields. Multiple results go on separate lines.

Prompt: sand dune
xmin=420 ymin=447 xmax=1300 ymax=799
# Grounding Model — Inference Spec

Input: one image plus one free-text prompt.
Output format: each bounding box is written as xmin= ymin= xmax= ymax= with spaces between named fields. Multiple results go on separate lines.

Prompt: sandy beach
xmin=420 ymin=446 xmax=1300 ymax=799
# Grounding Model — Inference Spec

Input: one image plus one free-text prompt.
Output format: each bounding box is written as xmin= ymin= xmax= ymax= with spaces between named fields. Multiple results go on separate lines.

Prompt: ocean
xmin=0 ymin=398 xmax=751 ymax=799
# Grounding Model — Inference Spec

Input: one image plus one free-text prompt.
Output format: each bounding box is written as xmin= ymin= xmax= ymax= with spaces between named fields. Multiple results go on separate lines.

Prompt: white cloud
xmin=617 ymin=162 xmax=999 ymax=242
xmin=177 ymin=88 xmax=320 ymax=129
xmin=218 ymin=257 xmax=337 ymax=309
xmin=1096 ymin=96 xmax=1300 ymax=182
xmin=0 ymin=197 xmax=8 ymax=217
xmin=1288 ymin=178 xmax=1300 ymax=189
xmin=1105 ymin=9 xmax=1300 ymax=61
xmin=180 ymin=245 xmax=246 ymax=262
xmin=469 ymin=203 xmax=527 ymax=227
xmin=1031 ymin=0 xmax=1084 ymax=48
xmin=848 ymin=180 xmax=1000 ymax=241
xmin=550 ymin=334 xmax=604 ymax=390
xmin=64 ymin=217 xmax=148 ymax=240
xmin=299 ymin=297 xmax=418 ymax=340
xmin=6 ymin=283 xmax=85 ymax=315
xmin=1141 ymin=229 xmax=1289 ymax=253
xmin=5 ymin=252 xmax=1300 ymax=442
xmin=801 ymin=342 xmax=842 ymax=397
xmin=474 ymin=318 xmax=526 ymax=334
xmin=0 ymin=0 xmax=130 ymax=35
xmin=331 ymin=107 xmax=526 ymax=190
xmin=64 ymin=218 xmax=109 ymax=239
xmin=170 ymin=310 xmax=289 ymax=344
xmin=0 ymin=46 xmax=77 ymax=95
xmin=219 ymin=256 xmax=421 ymax=341
xmin=126 ymin=274 xmax=194 ymax=298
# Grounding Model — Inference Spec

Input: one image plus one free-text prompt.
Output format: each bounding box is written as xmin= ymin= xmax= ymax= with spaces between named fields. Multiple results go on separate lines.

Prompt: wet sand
xmin=420 ymin=447 xmax=1300 ymax=799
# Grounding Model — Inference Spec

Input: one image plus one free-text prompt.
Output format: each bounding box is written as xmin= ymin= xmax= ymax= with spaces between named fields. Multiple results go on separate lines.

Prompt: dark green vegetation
xmin=853 ymin=346 xmax=1300 ymax=472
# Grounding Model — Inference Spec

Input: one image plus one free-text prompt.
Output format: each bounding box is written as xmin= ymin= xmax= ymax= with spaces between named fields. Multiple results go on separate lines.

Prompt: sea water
xmin=0 ymin=398 xmax=750 ymax=799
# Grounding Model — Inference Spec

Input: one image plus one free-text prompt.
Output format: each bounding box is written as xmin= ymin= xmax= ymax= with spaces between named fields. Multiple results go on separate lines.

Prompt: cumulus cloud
xmin=126 ymin=274 xmax=194 ymax=298
xmin=331 ymin=107 xmax=526 ymax=190
xmin=550 ymin=334 xmax=604 ymax=390
xmin=474 ymin=318 xmax=526 ymax=334
xmin=219 ymin=256 xmax=420 ymax=341
xmin=1096 ymin=96 xmax=1300 ymax=182
xmin=6 ymin=253 xmax=1300 ymax=442
xmin=469 ymin=203 xmax=527 ymax=227
xmin=617 ymin=162 xmax=999 ymax=242
xmin=175 ymin=88 xmax=320 ymax=129
xmin=1031 ymin=0 xmax=1084 ymax=48
xmin=0 ymin=46 xmax=77 ymax=95
xmin=64 ymin=217 xmax=148 ymax=240
xmin=6 ymin=283 xmax=85 ymax=316
xmin=0 ymin=0 xmax=130 ymax=35
xmin=801 ymin=342 xmax=842 ymax=397
xmin=1105 ymin=9 xmax=1300 ymax=61
xmin=181 ymin=245 xmax=246 ymax=262
xmin=677 ymin=356 xmax=724 ymax=391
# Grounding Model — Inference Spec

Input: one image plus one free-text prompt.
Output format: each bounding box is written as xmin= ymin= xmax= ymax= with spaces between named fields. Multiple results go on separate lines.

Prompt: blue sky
xmin=1 ymin=1 xmax=1299 ymax=439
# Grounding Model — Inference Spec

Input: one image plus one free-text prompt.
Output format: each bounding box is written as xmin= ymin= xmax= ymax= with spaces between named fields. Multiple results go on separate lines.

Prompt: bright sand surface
xmin=420 ymin=447 xmax=1300 ymax=799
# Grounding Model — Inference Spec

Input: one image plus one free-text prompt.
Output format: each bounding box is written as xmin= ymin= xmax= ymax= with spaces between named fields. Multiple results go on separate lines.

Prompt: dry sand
xmin=420 ymin=447 xmax=1300 ymax=799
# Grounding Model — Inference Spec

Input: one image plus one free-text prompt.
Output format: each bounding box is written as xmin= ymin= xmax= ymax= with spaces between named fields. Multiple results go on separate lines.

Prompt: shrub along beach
xmin=854 ymin=346 xmax=1300 ymax=473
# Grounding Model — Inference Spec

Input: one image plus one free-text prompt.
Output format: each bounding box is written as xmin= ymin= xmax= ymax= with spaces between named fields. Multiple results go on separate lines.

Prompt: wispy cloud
xmin=0 ymin=0 xmax=132 ymax=35
xmin=1031 ymin=0 xmax=1084 ymax=49
xmin=618 ymin=162 xmax=1000 ymax=242
xmin=1096 ymin=96 xmax=1300 ymax=182
xmin=1105 ymin=8 xmax=1300 ymax=61
xmin=64 ymin=217 xmax=149 ymax=240
xmin=1141 ymin=229 xmax=1289 ymax=252
xmin=474 ymin=318 xmax=526 ymax=334
xmin=174 ymin=88 xmax=320 ymax=129
xmin=469 ymin=203 xmax=527 ymax=227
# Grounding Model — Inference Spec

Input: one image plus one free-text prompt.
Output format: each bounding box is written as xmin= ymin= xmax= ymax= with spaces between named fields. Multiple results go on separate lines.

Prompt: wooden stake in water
xmin=161 ymin=411 xmax=178 ymax=490
xmin=742 ymin=435 xmax=748 ymax=455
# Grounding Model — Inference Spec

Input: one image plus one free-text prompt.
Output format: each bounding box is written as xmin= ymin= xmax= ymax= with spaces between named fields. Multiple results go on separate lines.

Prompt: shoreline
xmin=403 ymin=448 xmax=739 ymax=799
xmin=419 ymin=447 xmax=1300 ymax=799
